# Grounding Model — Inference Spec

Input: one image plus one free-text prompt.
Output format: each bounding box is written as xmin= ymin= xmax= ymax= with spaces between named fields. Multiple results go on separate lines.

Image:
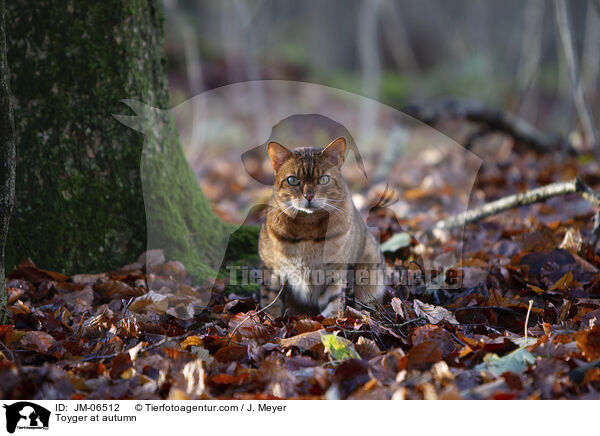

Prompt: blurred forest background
xmin=163 ymin=0 xmax=599 ymax=137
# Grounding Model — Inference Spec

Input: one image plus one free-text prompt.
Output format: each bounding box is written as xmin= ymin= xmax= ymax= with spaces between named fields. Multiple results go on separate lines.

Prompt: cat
xmin=258 ymin=137 xmax=386 ymax=317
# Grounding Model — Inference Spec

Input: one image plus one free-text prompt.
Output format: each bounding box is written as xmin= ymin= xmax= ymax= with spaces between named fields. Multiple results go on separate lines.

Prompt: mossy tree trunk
xmin=4 ymin=0 xmax=239 ymax=279
xmin=0 ymin=0 xmax=16 ymax=324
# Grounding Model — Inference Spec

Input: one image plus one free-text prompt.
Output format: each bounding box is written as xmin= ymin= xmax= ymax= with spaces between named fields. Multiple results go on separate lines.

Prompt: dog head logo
xmin=3 ymin=402 xmax=50 ymax=433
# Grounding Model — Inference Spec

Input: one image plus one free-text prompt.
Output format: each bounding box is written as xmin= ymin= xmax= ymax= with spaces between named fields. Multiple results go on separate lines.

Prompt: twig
xmin=79 ymin=332 xmax=195 ymax=362
xmin=524 ymin=300 xmax=533 ymax=340
xmin=392 ymin=317 xmax=426 ymax=328
xmin=404 ymin=99 xmax=573 ymax=154
xmin=226 ymin=284 xmax=284 ymax=346
xmin=554 ymin=0 xmax=599 ymax=155
xmin=0 ymin=339 xmax=13 ymax=361
xmin=434 ymin=177 xmax=600 ymax=248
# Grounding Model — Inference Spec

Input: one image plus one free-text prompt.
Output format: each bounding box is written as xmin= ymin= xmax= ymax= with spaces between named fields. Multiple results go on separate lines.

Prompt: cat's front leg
xmin=318 ymin=282 xmax=345 ymax=318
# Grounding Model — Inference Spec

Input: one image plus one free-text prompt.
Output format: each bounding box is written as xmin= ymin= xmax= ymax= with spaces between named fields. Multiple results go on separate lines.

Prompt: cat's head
xmin=267 ymin=137 xmax=347 ymax=215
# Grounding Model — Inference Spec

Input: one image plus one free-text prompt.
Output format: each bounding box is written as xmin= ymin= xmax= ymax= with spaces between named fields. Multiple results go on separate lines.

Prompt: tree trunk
xmin=3 ymin=1 xmax=250 ymax=280
xmin=0 ymin=0 xmax=15 ymax=323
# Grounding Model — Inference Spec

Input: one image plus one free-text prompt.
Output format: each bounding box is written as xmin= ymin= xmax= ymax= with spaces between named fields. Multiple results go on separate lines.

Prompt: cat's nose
xmin=303 ymin=192 xmax=314 ymax=202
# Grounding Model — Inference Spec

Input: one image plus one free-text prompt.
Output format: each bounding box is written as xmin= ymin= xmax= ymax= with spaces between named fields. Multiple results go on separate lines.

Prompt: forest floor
xmin=2 ymin=129 xmax=600 ymax=399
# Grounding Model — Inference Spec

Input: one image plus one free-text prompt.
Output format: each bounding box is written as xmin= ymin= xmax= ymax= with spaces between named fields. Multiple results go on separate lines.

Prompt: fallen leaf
xmin=549 ymin=270 xmax=574 ymax=292
xmin=390 ymin=297 xmax=404 ymax=318
xmin=380 ymin=232 xmax=411 ymax=253
xmin=180 ymin=335 xmax=203 ymax=350
xmin=128 ymin=291 xmax=168 ymax=314
xmin=475 ymin=347 xmax=536 ymax=376
xmin=279 ymin=329 xmax=325 ymax=351
xmin=321 ymin=334 xmax=361 ymax=361
xmin=19 ymin=331 xmax=56 ymax=353
xmin=326 ymin=359 xmax=370 ymax=399
xmin=411 ymin=324 xmax=456 ymax=357
xmin=413 ymin=299 xmax=458 ymax=325
xmin=573 ymin=325 xmax=600 ymax=360
xmin=406 ymin=340 xmax=442 ymax=370
xmin=109 ymin=352 xmax=133 ymax=379
xmin=355 ymin=336 xmax=381 ymax=360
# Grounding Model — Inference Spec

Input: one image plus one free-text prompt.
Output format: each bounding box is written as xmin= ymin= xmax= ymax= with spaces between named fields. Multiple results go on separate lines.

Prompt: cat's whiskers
xmin=275 ymin=202 xmax=297 ymax=222
xmin=320 ymin=199 xmax=347 ymax=218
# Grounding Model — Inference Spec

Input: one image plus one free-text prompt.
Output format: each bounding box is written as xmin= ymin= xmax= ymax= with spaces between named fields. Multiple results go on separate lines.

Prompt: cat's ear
xmin=322 ymin=137 xmax=346 ymax=166
xmin=268 ymin=141 xmax=293 ymax=172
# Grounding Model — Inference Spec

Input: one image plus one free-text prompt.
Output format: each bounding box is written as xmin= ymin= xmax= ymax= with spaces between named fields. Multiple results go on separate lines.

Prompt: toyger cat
xmin=258 ymin=137 xmax=386 ymax=317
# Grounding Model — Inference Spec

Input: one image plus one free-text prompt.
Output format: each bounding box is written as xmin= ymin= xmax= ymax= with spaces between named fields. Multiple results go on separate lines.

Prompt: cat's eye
xmin=286 ymin=176 xmax=300 ymax=186
xmin=318 ymin=175 xmax=330 ymax=185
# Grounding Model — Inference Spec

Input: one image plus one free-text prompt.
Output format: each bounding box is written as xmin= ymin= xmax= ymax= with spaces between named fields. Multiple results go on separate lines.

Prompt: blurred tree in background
xmin=163 ymin=0 xmax=599 ymax=139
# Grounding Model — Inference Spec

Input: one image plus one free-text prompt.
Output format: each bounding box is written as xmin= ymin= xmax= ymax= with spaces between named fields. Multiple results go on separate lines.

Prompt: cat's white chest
xmin=276 ymin=254 xmax=321 ymax=303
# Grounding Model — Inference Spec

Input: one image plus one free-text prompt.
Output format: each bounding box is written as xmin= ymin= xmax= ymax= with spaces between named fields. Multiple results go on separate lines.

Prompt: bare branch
xmin=404 ymin=99 xmax=574 ymax=154
xmin=434 ymin=177 xmax=600 ymax=249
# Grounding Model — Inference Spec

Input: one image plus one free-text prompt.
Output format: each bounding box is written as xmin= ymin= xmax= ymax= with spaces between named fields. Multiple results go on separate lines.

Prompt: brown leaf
xmin=355 ymin=336 xmax=381 ymax=360
xmin=110 ymin=352 xmax=133 ymax=379
xmin=71 ymin=273 xmax=108 ymax=286
xmin=180 ymin=335 xmax=203 ymax=350
xmin=228 ymin=312 xmax=270 ymax=341
xmin=279 ymin=330 xmax=325 ymax=351
xmin=158 ymin=261 xmax=187 ymax=281
xmin=128 ymin=291 xmax=168 ymax=314
xmin=406 ymin=340 xmax=442 ymax=370
xmin=19 ymin=331 xmax=56 ymax=353
xmin=8 ymin=258 xmax=68 ymax=284
xmin=258 ymin=360 xmax=298 ymax=398
xmin=327 ymin=359 xmax=370 ymax=400
xmin=294 ymin=319 xmax=323 ymax=333
xmin=7 ymin=300 xmax=31 ymax=315
xmin=411 ymin=324 xmax=456 ymax=358
xmin=95 ymin=280 xmax=145 ymax=300
xmin=0 ymin=325 xmax=14 ymax=347
xmin=548 ymin=271 xmax=575 ymax=292
xmin=214 ymin=345 xmax=248 ymax=363
xmin=573 ymin=324 xmax=600 ymax=361
xmin=209 ymin=372 xmax=250 ymax=385
xmin=413 ymin=299 xmax=458 ymax=325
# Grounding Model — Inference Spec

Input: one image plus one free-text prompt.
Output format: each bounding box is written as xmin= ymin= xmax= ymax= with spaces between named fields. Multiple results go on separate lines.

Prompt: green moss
xmin=219 ymin=224 xmax=261 ymax=296
xmin=223 ymin=224 xmax=260 ymax=265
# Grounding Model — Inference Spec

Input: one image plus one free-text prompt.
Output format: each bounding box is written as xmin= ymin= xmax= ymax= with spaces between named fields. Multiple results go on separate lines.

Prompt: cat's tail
xmin=368 ymin=184 xmax=398 ymax=210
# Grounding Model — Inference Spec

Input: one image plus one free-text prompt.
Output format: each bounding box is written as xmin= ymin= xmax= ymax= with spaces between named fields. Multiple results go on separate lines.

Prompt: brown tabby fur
xmin=258 ymin=137 xmax=385 ymax=317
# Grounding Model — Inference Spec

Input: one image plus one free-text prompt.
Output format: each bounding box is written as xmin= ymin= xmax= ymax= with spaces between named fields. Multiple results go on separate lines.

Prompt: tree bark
xmin=0 ymin=0 xmax=15 ymax=324
xmin=3 ymin=1 xmax=248 ymax=279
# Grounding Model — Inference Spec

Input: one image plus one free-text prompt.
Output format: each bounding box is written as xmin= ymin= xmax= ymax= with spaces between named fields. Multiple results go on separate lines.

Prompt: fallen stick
xmin=434 ymin=177 xmax=600 ymax=247
xmin=404 ymin=99 xmax=574 ymax=154
xmin=226 ymin=284 xmax=284 ymax=346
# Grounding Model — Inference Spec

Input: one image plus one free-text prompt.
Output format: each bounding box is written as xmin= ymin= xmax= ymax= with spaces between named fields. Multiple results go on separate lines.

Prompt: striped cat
xmin=258 ymin=137 xmax=385 ymax=317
